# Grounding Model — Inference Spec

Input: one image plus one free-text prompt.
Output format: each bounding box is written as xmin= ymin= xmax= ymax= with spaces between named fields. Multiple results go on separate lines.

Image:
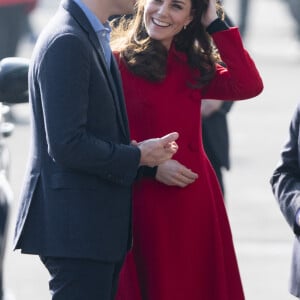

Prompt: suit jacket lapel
xmin=61 ymin=0 xmax=129 ymax=140
xmin=87 ymin=31 xmax=130 ymax=140
xmin=110 ymin=56 xmax=130 ymax=140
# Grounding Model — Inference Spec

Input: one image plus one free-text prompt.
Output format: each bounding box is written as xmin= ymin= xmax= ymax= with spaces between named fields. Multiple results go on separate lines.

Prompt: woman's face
xmin=143 ymin=0 xmax=193 ymax=49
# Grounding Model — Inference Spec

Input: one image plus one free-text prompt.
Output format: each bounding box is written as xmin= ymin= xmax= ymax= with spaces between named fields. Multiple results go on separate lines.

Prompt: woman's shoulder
xmin=113 ymin=51 xmax=138 ymax=81
xmin=113 ymin=51 xmax=121 ymax=63
xmin=113 ymin=51 xmax=127 ymax=72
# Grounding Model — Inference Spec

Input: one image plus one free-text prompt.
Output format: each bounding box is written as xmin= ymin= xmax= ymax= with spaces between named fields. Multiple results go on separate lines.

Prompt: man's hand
xmin=156 ymin=159 xmax=198 ymax=188
xmin=137 ymin=132 xmax=179 ymax=167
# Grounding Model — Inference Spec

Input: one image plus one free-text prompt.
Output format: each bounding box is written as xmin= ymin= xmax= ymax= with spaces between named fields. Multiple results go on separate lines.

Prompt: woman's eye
xmin=173 ymin=4 xmax=183 ymax=9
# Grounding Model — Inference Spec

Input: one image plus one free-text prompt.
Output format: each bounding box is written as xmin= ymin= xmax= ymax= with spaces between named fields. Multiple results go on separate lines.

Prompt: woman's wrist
xmin=206 ymin=18 xmax=230 ymax=35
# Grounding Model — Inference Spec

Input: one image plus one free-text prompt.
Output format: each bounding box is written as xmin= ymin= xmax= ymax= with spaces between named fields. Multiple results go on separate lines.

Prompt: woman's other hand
xmin=156 ymin=159 xmax=198 ymax=188
xmin=201 ymin=0 xmax=218 ymax=28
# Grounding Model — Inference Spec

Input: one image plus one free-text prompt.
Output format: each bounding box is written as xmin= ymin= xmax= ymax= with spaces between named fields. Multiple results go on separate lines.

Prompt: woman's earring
xmin=184 ymin=24 xmax=187 ymax=30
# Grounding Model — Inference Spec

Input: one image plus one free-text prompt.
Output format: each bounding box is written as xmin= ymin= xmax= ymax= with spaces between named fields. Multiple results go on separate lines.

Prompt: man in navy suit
xmin=13 ymin=0 xmax=179 ymax=299
xmin=271 ymin=102 xmax=300 ymax=299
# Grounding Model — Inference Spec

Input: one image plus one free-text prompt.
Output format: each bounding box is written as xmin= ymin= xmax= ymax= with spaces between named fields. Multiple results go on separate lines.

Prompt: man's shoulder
xmin=295 ymin=102 xmax=300 ymax=118
xmin=31 ymin=13 xmax=89 ymax=76
xmin=35 ymin=8 xmax=88 ymax=54
xmin=45 ymin=7 xmax=83 ymax=38
xmin=289 ymin=102 xmax=300 ymax=132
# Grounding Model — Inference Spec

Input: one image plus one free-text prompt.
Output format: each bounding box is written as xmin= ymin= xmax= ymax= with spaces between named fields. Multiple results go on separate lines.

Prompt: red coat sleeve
xmin=202 ymin=27 xmax=264 ymax=100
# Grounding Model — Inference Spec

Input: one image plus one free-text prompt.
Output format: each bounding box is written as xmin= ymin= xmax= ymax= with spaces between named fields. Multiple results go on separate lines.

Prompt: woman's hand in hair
xmin=201 ymin=0 xmax=218 ymax=28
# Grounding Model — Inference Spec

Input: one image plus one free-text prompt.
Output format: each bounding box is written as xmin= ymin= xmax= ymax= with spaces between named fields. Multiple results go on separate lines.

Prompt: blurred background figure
xmin=0 ymin=0 xmax=38 ymax=60
xmin=238 ymin=0 xmax=250 ymax=37
xmin=201 ymin=13 xmax=234 ymax=198
xmin=0 ymin=0 xmax=37 ymax=123
xmin=285 ymin=0 xmax=300 ymax=43
xmin=222 ymin=0 xmax=250 ymax=38
xmin=0 ymin=1 xmax=36 ymax=298
xmin=202 ymin=100 xmax=234 ymax=197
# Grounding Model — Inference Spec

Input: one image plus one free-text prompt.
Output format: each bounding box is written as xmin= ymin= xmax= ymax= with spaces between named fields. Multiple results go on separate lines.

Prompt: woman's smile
xmin=151 ymin=18 xmax=171 ymax=28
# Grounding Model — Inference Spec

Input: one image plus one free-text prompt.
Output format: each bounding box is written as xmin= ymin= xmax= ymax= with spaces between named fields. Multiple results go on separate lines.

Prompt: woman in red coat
xmin=113 ymin=0 xmax=263 ymax=299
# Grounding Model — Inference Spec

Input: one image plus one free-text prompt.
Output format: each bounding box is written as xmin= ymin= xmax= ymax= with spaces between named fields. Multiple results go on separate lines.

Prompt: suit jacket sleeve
xmin=37 ymin=34 xmax=140 ymax=186
xmin=271 ymin=103 xmax=300 ymax=235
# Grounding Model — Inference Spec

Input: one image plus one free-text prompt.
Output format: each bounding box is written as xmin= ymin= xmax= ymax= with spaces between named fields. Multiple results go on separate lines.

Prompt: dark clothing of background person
xmin=202 ymin=13 xmax=234 ymax=196
xmin=271 ymin=102 xmax=300 ymax=298
xmin=238 ymin=0 xmax=249 ymax=37
xmin=202 ymin=101 xmax=233 ymax=194
xmin=0 ymin=0 xmax=37 ymax=59
xmin=286 ymin=0 xmax=300 ymax=41
xmin=0 ymin=0 xmax=37 ymax=124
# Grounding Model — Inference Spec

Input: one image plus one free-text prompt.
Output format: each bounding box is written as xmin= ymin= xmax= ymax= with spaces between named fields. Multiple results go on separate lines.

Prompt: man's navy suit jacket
xmin=13 ymin=0 xmax=141 ymax=262
xmin=271 ymin=102 xmax=300 ymax=297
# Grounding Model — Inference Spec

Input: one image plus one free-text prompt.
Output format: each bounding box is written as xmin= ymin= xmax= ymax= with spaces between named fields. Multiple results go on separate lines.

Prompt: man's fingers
xmin=161 ymin=133 xmax=179 ymax=156
xmin=160 ymin=132 xmax=179 ymax=145
xmin=164 ymin=142 xmax=178 ymax=154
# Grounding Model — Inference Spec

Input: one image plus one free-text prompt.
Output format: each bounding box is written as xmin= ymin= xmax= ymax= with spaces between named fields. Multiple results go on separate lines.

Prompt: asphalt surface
xmin=2 ymin=0 xmax=300 ymax=299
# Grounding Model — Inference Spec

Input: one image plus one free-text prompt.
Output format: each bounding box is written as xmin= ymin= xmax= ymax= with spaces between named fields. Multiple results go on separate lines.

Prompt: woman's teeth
xmin=152 ymin=18 xmax=171 ymax=27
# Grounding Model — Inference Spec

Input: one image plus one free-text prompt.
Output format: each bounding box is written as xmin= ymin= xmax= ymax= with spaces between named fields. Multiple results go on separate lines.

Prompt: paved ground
xmin=2 ymin=0 xmax=300 ymax=299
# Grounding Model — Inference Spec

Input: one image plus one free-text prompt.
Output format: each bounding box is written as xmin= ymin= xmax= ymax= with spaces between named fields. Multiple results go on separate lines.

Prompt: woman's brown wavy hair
xmin=111 ymin=0 xmax=224 ymax=87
